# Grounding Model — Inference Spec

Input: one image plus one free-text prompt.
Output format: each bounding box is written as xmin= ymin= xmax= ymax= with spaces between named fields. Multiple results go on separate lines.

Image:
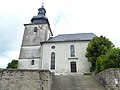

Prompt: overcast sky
xmin=0 ymin=0 xmax=120 ymax=68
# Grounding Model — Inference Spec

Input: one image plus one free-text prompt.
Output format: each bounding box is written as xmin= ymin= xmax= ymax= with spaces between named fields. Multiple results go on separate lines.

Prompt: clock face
xmin=38 ymin=25 xmax=44 ymax=30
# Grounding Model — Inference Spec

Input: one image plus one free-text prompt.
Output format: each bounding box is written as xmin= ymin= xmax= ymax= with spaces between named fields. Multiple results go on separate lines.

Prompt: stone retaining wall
xmin=94 ymin=68 xmax=120 ymax=90
xmin=0 ymin=69 xmax=52 ymax=90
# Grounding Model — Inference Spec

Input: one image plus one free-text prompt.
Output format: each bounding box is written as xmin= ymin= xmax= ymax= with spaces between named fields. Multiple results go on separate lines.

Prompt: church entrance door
xmin=70 ymin=62 xmax=77 ymax=73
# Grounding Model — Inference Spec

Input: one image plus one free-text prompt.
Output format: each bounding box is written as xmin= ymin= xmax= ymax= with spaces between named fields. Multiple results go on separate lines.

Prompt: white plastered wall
xmin=41 ymin=41 xmax=91 ymax=75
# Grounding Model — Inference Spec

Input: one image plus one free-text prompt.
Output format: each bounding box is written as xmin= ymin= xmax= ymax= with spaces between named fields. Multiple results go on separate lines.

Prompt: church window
xmin=34 ymin=27 xmax=37 ymax=32
xmin=51 ymin=46 xmax=55 ymax=49
xmin=31 ymin=60 xmax=34 ymax=65
xmin=70 ymin=45 xmax=75 ymax=57
xmin=51 ymin=52 xmax=55 ymax=69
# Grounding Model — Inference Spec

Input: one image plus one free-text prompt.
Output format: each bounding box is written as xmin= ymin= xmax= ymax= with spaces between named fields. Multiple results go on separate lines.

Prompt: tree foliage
xmin=95 ymin=48 xmax=120 ymax=73
xmin=95 ymin=55 xmax=107 ymax=73
xmin=86 ymin=35 xmax=114 ymax=72
xmin=6 ymin=60 xmax=18 ymax=69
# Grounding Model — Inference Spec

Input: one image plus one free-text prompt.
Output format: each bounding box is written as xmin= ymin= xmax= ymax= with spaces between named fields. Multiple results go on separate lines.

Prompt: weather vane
xmin=42 ymin=0 xmax=44 ymax=5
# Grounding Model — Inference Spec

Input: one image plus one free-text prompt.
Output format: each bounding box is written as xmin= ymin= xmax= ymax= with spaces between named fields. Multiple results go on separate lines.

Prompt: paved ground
xmin=51 ymin=74 xmax=105 ymax=90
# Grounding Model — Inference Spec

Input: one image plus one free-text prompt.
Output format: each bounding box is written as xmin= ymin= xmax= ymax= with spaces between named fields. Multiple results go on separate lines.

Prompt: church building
xmin=18 ymin=5 xmax=96 ymax=75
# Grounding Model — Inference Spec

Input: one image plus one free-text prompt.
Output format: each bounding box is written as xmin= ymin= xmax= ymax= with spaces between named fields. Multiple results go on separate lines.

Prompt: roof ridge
xmin=41 ymin=33 xmax=96 ymax=43
xmin=57 ymin=33 xmax=94 ymax=36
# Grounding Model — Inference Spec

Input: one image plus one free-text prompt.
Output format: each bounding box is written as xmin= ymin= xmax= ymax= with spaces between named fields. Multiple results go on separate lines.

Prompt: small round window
xmin=51 ymin=46 xmax=55 ymax=49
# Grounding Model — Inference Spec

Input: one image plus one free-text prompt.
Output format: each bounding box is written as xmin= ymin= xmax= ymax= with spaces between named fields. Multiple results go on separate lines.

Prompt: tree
xmin=95 ymin=55 xmax=107 ymax=73
xmin=95 ymin=48 xmax=120 ymax=73
xmin=6 ymin=60 xmax=18 ymax=69
xmin=86 ymin=35 xmax=114 ymax=72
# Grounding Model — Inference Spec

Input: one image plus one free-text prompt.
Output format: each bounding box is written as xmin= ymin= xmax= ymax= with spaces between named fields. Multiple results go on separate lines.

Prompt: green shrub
xmin=95 ymin=48 xmax=120 ymax=73
xmin=6 ymin=60 xmax=18 ymax=69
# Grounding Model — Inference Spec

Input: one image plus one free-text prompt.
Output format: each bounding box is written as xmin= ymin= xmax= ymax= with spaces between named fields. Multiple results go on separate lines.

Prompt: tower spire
xmin=31 ymin=0 xmax=48 ymax=24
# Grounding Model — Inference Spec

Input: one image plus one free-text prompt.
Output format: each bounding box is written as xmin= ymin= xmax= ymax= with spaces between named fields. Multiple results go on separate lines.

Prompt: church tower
xmin=18 ymin=5 xmax=53 ymax=69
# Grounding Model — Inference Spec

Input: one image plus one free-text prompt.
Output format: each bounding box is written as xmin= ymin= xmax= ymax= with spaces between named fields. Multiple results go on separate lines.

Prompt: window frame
xmin=31 ymin=60 xmax=34 ymax=65
xmin=34 ymin=27 xmax=38 ymax=32
xmin=51 ymin=52 xmax=55 ymax=69
xmin=51 ymin=46 xmax=55 ymax=49
xmin=70 ymin=45 xmax=75 ymax=57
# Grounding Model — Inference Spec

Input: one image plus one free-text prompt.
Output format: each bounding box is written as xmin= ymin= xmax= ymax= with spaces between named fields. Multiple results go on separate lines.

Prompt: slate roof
xmin=42 ymin=33 xmax=96 ymax=43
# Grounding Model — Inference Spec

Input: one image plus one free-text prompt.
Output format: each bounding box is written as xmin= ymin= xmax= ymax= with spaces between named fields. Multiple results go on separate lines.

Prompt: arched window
xmin=31 ymin=60 xmax=34 ymax=65
xmin=70 ymin=45 xmax=75 ymax=57
xmin=51 ymin=52 xmax=55 ymax=69
xmin=34 ymin=27 xmax=37 ymax=32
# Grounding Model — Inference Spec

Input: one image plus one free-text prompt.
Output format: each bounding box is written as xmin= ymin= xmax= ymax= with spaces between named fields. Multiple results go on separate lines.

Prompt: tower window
xmin=70 ymin=45 xmax=75 ymax=57
xmin=51 ymin=52 xmax=55 ymax=69
xmin=31 ymin=60 xmax=34 ymax=65
xmin=34 ymin=27 xmax=37 ymax=32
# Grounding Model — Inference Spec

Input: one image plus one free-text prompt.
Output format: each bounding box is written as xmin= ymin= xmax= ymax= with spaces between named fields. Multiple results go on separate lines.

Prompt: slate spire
xmin=31 ymin=2 xmax=49 ymax=24
xmin=38 ymin=5 xmax=46 ymax=16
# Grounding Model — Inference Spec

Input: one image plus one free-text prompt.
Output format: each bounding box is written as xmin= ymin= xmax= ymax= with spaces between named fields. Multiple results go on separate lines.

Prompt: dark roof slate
xmin=31 ymin=5 xmax=49 ymax=24
xmin=42 ymin=33 xmax=96 ymax=43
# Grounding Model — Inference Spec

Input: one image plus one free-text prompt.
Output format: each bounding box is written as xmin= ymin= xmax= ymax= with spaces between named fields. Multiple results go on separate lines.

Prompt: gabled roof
xmin=42 ymin=33 xmax=96 ymax=43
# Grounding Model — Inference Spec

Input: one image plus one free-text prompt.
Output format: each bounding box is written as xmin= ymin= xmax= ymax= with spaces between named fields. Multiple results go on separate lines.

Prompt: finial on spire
xmin=41 ymin=0 xmax=44 ymax=8
xmin=42 ymin=0 xmax=44 ymax=6
xmin=37 ymin=0 xmax=46 ymax=16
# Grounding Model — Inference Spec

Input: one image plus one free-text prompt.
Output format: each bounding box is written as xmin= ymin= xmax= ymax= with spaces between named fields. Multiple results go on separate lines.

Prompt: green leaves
xmin=86 ymin=35 xmax=120 ymax=73
xmin=86 ymin=35 xmax=114 ymax=72
xmin=6 ymin=60 xmax=18 ymax=69
xmin=95 ymin=48 xmax=120 ymax=73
